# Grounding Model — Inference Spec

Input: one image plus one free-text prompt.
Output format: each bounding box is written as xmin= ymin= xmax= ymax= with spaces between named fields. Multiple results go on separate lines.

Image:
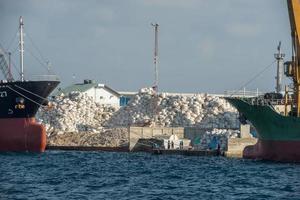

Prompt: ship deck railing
xmin=30 ymin=75 xmax=60 ymax=81
xmin=238 ymin=97 xmax=294 ymax=106
xmin=223 ymin=90 xmax=265 ymax=98
xmin=0 ymin=75 xmax=59 ymax=83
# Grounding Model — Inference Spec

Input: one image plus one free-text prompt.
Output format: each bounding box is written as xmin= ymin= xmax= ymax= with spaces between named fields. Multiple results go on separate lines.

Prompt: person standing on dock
xmin=167 ymin=140 xmax=170 ymax=149
xmin=217 ymin=143 xmax=221 ymax=156
xmin=179 ymin=140 xmax=183 ymax=149
xmin=171 ymin=141 xmax=174 ymax=149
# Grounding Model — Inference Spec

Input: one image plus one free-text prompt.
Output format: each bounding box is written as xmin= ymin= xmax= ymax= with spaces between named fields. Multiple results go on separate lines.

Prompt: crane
xmin=286 ymin=0 xmax=300 ymax=116
xmin=0 ymin=49 xmax=13 ymax=81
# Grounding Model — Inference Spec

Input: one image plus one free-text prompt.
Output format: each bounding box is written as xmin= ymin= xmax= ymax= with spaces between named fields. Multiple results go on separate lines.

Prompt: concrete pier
xmin=129 ymin=127 xmax=184 ymax=151
xmin=152 ymin=149 xmax=221 ymax=156
xmin=46 ymin=125 xmax=257 ymax=158
xmin=225 ymin=138 xmax=258 ymax=158
xmin=225 ymin=125 xmax=257 ymax=158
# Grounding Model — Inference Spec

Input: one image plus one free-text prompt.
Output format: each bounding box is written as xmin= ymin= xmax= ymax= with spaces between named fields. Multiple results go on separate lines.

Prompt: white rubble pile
xmin=193 ymin=128 xmax=241 ymax=150
xmin=38 ymin=87 xmax=239 ymax=137
xmin=37 ymin=92 xmax=119 ymax=135
xmin=106 ymin=87 xmax=239 ymax=129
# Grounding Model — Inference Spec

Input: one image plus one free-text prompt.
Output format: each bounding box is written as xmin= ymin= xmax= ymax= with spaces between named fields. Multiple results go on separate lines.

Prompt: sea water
xmin=0 ymin=151 xmax=299 ymax=200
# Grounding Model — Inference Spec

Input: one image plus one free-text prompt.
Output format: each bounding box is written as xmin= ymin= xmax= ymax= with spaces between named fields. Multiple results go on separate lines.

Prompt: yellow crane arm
xmin=287 ymin=0 xmax=300 ymax=116
xmin=287 ymin=0 xmax=300 ymax=65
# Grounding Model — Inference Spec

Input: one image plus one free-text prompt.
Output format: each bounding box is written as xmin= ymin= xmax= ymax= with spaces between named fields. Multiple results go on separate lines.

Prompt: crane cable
xmin=5 ymin=28 xmax=18 ymax=51
xmin=26 ymin=31 xmax=54 ymax=74
xmin=26 ymin=48 xmax=53 ymax=73
xmin=230 ymin=60 xmax=277 ymax=97
xmin=26 ymin=31 xmax=48 ymax=64
xmin=9 ymin=59 xmax=21 ymax=75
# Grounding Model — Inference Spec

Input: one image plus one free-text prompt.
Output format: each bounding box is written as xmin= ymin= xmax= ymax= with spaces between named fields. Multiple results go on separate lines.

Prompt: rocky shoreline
xmin=46 ymin=128 xmax=128 ymax=147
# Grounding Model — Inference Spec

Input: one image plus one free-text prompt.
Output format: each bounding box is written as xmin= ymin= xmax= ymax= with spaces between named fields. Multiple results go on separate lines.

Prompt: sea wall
xmin=184 ymin=127 xmax=240 ymax=150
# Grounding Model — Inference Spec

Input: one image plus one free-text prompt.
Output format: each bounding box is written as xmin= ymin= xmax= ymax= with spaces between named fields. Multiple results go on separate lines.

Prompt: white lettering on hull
xmin=8 ymin=109 xmax=13 ymax=115
xmin=0 ymin=91 xmax=7 ymax=98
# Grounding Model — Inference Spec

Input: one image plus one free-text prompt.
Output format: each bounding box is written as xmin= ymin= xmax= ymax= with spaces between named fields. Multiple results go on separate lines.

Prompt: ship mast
xmin=19 ymin=16 xmax=24 ymax=82
xmin=151 ymin=23 xmax=159 ymax=92
xmin=8 ymin=52 xmax=12 ymax=80
xmin=274 ymin=41 xmax=285 ymax=93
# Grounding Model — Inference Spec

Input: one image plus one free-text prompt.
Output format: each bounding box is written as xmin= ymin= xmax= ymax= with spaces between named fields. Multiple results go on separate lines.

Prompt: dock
xmin=152 ymin=149 xmax=222 ymax=156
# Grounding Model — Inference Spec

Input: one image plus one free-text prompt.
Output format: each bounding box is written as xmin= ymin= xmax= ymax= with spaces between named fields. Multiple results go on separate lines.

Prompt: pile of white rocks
xmin=106 ymin=87 xmax=239 ymax=129
xmin=193 ymin=128 xmax=241 ymax=150
xmin=37 ymin=92 xmax=119 ymax=135
xmin=38 ymin=88 xmax=239 ymax=135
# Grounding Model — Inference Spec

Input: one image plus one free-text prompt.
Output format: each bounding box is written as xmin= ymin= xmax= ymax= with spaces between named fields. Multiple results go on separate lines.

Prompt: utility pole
xmin=274 ymin=41 xmax=285 ymax=93
xmin=151 ymin=23 xmax=159 ymax=92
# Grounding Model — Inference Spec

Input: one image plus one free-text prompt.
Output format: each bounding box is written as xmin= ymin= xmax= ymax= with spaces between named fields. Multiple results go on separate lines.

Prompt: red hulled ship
xmin=0 ymin=17 xmax=59 ymax=152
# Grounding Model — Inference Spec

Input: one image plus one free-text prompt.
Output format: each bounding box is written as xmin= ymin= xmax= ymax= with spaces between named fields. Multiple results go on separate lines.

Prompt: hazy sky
xmin=0 ymin=0 xmax=292 ymax=93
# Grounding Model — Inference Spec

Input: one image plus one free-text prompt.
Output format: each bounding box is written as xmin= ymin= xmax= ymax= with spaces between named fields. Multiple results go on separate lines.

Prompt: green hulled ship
xmin=226 ymin=97 xmax=300 ymax=162
xmin=225 ymin=0 xmax=300 ymax=162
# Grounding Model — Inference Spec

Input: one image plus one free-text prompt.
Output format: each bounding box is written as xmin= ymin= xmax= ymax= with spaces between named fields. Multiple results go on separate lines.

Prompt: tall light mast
xmin=151 ymin=23 xmax=159 ymax=92
xmin=19 ymin=16 xmax=24 ymax=81
xmin=274 ymin=41 xmax=285 ymax=93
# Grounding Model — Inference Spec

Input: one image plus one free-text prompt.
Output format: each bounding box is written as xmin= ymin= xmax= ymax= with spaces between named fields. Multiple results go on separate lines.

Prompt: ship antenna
xmin=19 ymin=16 xmax=24 ymax=81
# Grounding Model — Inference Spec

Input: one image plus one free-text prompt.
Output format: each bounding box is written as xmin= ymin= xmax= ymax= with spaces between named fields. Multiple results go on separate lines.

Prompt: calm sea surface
xmin=0 ymin=151 xmax=300 ymax=200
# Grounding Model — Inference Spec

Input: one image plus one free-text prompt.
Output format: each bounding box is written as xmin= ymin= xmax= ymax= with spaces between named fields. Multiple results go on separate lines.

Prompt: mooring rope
xmin=14 ymin=84 xmax=49 ymax=102
xmin=7 ymin=85 xmax=47 ymax=109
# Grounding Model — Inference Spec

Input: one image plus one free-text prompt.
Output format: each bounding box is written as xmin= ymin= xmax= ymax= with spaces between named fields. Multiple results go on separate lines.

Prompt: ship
xmin=225 ymin=0 xmax=300 ymax=162
xmin=0 ymin=17 xmax=59 ymax=152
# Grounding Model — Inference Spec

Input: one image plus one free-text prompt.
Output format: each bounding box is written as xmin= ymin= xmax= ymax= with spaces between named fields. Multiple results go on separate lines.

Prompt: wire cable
xmin=7 ymin=85 xmax=47 ymax=109
xmin=230 ymin=60 xmax=276 ymax=97
xmin=26 ymin=31 xmax=55 ymax=74
xmin=10 ymin=59 xmax=20 ymax=77
xmin=26 ymin=31 xmax=48 ymax=64
xmin=26 ymin=48 xmax=53 ymax=73
xmin=5 ymin=28 xmax=19 ymax=51
xmin=14 ymin=84 xmax=49 ymax=102
xmin=10 ymin=45 xmax=19 ymax=55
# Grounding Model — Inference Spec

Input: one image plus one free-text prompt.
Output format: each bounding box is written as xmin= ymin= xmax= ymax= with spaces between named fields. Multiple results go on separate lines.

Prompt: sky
xmin=0 ymin=0 xmax=292 ymax=93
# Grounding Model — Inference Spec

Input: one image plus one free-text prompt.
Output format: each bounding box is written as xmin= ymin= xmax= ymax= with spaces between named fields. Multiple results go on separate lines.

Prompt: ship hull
xmin=225 ymin=97 xmax=300 ymax=162
xmin=0 ymin=80 xmax=59 ymax=152
xmin=0 ymin=118 xmax=46 ymax=152
xmin=243 ymin=139 xmax=300 ymax=162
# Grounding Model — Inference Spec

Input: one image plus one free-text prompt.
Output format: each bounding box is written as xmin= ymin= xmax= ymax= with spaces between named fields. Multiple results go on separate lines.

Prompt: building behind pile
xmin=55 ymin=79 xmax=120 ymax=106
